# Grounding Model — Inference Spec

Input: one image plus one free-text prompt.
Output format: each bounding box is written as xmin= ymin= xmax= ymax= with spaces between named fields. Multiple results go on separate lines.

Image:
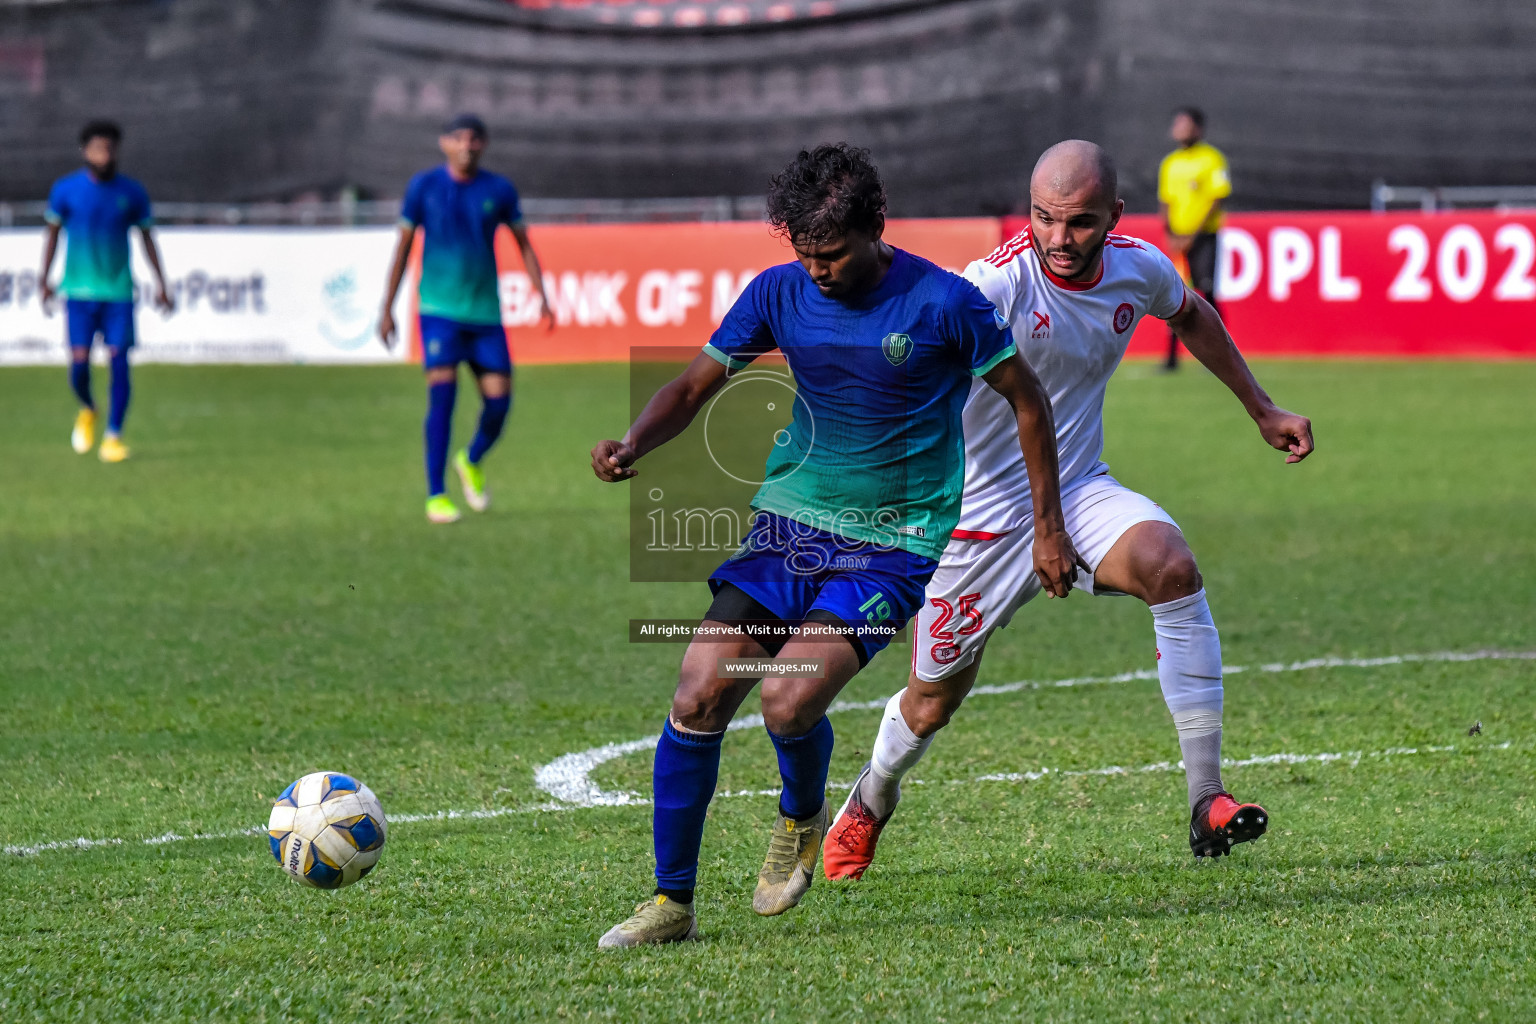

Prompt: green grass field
xmin=2 ymin=360 xmax=1534 ymax=1022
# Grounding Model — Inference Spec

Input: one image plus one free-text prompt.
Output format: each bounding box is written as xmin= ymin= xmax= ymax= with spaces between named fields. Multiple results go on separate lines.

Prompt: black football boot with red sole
xmin=1190 ymin=792 xmax=1268 ymax=858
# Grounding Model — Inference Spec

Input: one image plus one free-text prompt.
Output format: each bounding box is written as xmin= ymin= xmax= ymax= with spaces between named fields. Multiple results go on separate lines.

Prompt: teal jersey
xmin=704 ymin=249 xmax=1017 ymax=561
xmin=45 ymin=169 xmax=152 ymax=302
xmin=400 ymin=166 xmax=522 ymax=326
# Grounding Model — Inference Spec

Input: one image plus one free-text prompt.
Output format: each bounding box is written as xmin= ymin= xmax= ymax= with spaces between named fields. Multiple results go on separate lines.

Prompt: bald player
xmin=823 ymin=141 xmax=1314 ymax=877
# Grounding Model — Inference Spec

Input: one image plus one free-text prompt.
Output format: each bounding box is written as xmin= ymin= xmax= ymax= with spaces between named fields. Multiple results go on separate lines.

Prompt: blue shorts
xmin=708 ymin=511 xmax=937 ymax=665
xmin=419 ymin=315 xmax=511 ymax=374
xmin=66 ymin=299 xmax=135 ymax=352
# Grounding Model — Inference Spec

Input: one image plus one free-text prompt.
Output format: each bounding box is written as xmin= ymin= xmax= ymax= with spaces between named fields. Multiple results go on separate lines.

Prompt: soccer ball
xmin=267 ymin=772 xmax=387 ymax=889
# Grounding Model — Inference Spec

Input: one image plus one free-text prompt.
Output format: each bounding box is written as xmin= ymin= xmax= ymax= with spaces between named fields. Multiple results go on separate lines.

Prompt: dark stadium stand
xmin=1 ymin=0 xmax=1533 ymax=214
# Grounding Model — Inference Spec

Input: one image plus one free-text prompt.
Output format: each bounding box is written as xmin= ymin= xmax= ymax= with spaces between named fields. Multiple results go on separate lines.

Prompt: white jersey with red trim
xmin=956 ymin=228 xmax=1188 ymax=535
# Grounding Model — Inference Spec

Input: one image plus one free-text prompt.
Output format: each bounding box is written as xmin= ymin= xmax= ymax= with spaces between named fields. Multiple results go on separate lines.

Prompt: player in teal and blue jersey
xmin=40 ymin=121 xmax=174 ymax=463
xmin=379 ymin=114 xmax=554 ymax=524
xmin=590 ymin=144 xmax=1086 ymax=947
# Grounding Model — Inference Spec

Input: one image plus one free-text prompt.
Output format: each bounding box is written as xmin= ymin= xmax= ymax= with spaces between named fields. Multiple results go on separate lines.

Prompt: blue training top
xmin=45 ymin=169 xmax=153 ymax=302
xmin=703 ymin=248 xmax=1017 ymax=561
xmin=400 ymin=166 xmax=523 ymax=326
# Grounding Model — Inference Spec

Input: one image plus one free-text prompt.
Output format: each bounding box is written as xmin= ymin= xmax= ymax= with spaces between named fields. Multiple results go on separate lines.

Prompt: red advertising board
xmin=1003 ymin=211 xmax=1536 ymax=358
xmin=408 ymin=211 xmax=1536 ymax=362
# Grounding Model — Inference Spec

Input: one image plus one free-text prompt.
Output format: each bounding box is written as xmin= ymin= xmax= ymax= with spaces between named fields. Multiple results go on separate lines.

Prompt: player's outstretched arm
xmin=38 ymin=222 xmax=61 ymax=316
xmin=591 ymin=351 xmax=730 ymax=482
xmin=1167 ymin=292 xmax=1315 ymax=463
xmin=981 ymin=353 xmax=1086 ymax=597
xmin=377 ymin=224 xmax=416 ymax=350
xmin=138 ymin=227 xmax=174 ymax=313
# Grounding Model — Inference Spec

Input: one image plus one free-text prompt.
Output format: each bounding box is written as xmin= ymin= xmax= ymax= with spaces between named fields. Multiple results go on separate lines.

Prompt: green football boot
xmin=425 ymin=494 xmax=461 ymax=524
xmin=597 ymin=894 xmax=698 ymax=949
xmin=453 ymin=449 xmax=490 ymax=512
xmin=752 ymin=800 xmax=830 ymax=916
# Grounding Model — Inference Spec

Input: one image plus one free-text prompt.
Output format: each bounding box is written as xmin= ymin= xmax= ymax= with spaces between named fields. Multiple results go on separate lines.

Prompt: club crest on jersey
xmin=882 ymin=332 xmax=913 ymax=366
xmin=1113 ymin=302 xmax=1135 ymax=334
xmin=1030 ymin=311 xmax=1050 ymax=339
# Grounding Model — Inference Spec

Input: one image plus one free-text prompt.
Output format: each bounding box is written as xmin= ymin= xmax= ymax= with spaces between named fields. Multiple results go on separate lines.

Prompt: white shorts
xmin=913 ymin=473 xmax=1178 ymax=682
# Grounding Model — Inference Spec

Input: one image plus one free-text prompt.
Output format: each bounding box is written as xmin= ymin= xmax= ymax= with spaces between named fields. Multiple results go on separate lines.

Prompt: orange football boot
xmin=1190 ymin=791 xmax=1268 ymax=858
xmin=822 ymin=765 xmax=893 ymax=880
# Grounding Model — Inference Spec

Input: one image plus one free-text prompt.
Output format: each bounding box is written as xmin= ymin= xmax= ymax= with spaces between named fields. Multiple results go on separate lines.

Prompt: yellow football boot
xmin=98 ymin=434 xmax=130 ymax=463
xmin=597 ymin=895 xmax=698 ymax=949
xmin=71 ymin=408 xmax=96 ymax=454
xmin=752 ymin=800 xmax=830 ymax=916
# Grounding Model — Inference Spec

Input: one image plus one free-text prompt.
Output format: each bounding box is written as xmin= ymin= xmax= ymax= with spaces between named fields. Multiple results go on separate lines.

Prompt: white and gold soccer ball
xmin=267 ymin=772 xmax=387 ymax=889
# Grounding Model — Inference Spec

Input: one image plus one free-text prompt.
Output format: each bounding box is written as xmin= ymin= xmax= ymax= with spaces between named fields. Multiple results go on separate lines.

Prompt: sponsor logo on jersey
xmin=1113 ymin=302 xmax=1135 ymax=334
xmin=882 ymin=332 xmax=912 ymax=366
xmin=931 ymin=641 xmax=960 ymax=665
xmin=1030 ymin=311 xmax=1050 ymax=339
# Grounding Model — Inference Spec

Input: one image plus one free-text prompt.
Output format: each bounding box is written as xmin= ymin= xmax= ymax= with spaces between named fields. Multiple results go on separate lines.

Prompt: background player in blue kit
xmin=378 ymin=114 xmax=555 ymax=524
xmin=589 ymin=144 xmax=1085 ymax=947
xmin=40 ymin=120 xmax=174 ymax=463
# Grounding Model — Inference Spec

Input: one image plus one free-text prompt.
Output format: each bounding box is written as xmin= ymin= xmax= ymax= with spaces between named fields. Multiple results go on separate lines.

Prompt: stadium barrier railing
xmin=0 ymin=195 xmax=769 ymax=228
xmin=1370 ymin=182 xmax=1536 ymax=214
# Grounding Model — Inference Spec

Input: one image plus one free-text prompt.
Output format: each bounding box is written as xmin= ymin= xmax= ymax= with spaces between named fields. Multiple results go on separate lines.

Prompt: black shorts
xmin=1186 ymin=232 xmax=1218 ymax=301
xmin=703 ymin=582 xmax=876 ymax=669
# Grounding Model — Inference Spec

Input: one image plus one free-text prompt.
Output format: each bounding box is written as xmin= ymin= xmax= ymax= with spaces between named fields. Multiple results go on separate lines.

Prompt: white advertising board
xmin=0 ymin=228 xmax=412 ymax=365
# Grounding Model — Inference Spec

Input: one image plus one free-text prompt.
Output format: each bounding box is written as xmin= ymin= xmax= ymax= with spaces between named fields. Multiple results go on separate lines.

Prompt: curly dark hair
xmin=1175 ymin=106 xmax=1206 ymax=130
xmin=80 ymin=120 xmax=122 ymax=146
xmin=766 ymin=143 xmax=887 ymax=246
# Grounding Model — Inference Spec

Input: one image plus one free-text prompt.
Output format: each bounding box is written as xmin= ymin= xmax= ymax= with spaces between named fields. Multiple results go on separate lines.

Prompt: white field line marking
xmin=5 ymin=741 xmax=1515 ymax=858
xmin=533 ymin=648 xmax=1536 ymax=807
xmin=5 ymin=649 xmax=1530 ymax=858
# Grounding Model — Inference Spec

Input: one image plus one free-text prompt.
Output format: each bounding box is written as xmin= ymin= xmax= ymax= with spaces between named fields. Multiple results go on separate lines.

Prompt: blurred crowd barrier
xmin=1 ymin=210 xmax=1533 ymax=366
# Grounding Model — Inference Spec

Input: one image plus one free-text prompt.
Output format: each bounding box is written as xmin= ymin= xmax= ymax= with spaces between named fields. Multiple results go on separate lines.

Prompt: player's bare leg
xmin=599 ymin=625 xmax=765 ymax=948
xmin=1093 ymin=520 xmax=1268 ymax=856
xmin=751 ymin=622 xmax=862 ymax=914
xmin=823 ymin=655 xmax=980 ymax=880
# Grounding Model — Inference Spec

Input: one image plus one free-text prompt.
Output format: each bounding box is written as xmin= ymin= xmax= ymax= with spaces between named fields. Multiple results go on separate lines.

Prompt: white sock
xmin=1171 ymin=707 xmax=1225 ymax=809
xmin=1150 ymin=589 xmax=1226 ymax=808
xmin=861 ymin=689 xmax=933 ymax=819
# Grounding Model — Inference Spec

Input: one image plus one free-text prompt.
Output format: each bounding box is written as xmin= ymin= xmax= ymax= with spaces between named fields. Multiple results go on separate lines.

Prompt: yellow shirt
xmin=1159 ymin=141 xmax=1231 ymax=235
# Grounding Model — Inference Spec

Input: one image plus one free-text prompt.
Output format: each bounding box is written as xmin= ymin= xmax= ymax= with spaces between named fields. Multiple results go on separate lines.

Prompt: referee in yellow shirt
xmin=1158 ymin=107 xmax=1230 ymax=370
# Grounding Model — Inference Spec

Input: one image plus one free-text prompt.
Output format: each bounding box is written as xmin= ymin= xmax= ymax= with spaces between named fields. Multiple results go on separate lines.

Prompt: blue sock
xmin=69 ymin=359 xmax=93 ymax=410
xmin=107 ymin=348 xmax=130 ymax=434
xmin=653 ymin=718 xmax=724 ymax=897
xmin=423 ymin=378 xmax=457 ymax=497
xmin=467 ymin=393 xmax=511 ymax=464
xmin=768 ymin=716 xmax=834 ymax=820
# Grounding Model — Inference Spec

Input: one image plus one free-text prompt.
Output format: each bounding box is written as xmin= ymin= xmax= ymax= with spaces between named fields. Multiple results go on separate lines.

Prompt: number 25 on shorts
xmin=928 ymin=593 xmax=985 ymax=639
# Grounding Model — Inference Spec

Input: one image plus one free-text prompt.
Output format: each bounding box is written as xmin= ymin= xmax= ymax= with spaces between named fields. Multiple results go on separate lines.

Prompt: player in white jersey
xmin=823 ymin=140 xmax=1314 ymax=878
